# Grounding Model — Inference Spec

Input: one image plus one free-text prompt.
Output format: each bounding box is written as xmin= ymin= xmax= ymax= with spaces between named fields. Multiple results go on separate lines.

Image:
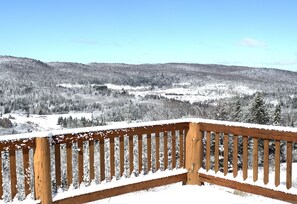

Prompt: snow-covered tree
xmin=248 ymin=92 xmax=269 ymax=125
xmin=229 ymin=98 xmax=243 ymax=122
xmin=273 ymin=104 xmax=281 ymax=126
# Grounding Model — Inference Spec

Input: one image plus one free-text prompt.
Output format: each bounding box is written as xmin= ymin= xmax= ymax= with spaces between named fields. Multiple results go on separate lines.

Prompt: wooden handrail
xmin=0 ymin=119 xmax=296 ymax=203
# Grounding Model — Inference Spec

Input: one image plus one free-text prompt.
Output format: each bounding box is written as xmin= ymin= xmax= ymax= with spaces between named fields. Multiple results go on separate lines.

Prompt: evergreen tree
xmin=248 ymin=92 xmax=269 ymax=125
xmin=248 ymin=92 xmax=271 ymax=167
xmin=57 ymin=116 xmax=63 ymax=125
xmin=230 ymin=98 xmax=243 ymax=122
xmin=273 ymin=104 xmax=281 ymax=126
xmin=214 ymin=102 xmax=228 ymax=121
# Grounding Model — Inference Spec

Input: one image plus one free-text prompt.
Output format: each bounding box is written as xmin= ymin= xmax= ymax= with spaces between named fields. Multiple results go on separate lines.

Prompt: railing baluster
xmin=66 ymin=142 xmax=72 ymax=187
xmin=78 ymin=140 xmax=84 ymax=185
xmin=0 ymin=152 xmax=2 ymax=199
xmin=264 ymin=139 xmax=269 ymax=185
xmin=120 ymin=136 xmax=124 ymax=177
xmin=179 ymin=130 xmax=184 ymax=168
xmin=129 ymin=136 xmax=134 ymax=175
xmin=253 ymin=138 xmax=258 ymax=182
xmin=223 ymin=133 xmax=228 ymax=176
xmin=164 ymin=131 xmax=168 ymax=170
xmin=275 ymin=140 xmax=280 ymax=187
xmin=23 ymin=148 xmax=30 ymax=197
xmin=100 ymin=138 xmax=105 ymax=182
xmin=89 ymin=140 xmax=95 ymax=182
xmin=147 ymin=133 xmax=151 ymax=172
xmin=55 ymin=144 xmax=61 ymax=188
xmin=172 ymin=130 xmax=176 ymax=169
xmin=205 ymin=131 xmax=211 ymax=172
xmin=214 ymin=133 xmax=219 ymax=173
xmin=109 ymin=138 xmax=115 ymax=180
xmin=286 ymin=141 xmax=292 ymax=189
xmin=243 ymin=136 xmax=248 ymax=180
xmin=10 ymin=149 xmax=17 ymax=200
xmin=156 ymin=132 xmax=160 ymax=171
xmin=138 ymin=135 xmax=142 ymax=174
xmin=233 ymin=136 xmax=238 ymax=178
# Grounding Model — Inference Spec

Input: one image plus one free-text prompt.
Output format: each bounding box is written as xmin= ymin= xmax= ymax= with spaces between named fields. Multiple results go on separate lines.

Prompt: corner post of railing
xmin=185 ymin=122 xmax=203 ymax=185
xmin=34 ymin=136 xmax=52 ymax=204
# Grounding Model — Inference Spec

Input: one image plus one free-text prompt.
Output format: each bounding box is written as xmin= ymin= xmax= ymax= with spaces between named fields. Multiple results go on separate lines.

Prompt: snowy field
xmin=106 ymin=82 xmax=257 ymax=103
xmin=0 ymin=112 xmax=93 ymax=133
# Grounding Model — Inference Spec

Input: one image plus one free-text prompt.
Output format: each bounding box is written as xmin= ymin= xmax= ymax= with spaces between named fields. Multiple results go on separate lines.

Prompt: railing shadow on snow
xmin=0 ymin=118 xmax=297 ymax=203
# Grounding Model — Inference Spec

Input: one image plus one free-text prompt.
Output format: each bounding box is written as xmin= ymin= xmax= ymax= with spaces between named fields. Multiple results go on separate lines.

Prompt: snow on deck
xmin=199 ymin=163 xmax=297 ymax=195
xmin=53 ymin=169 xmax=187 ymax=202
xmin=87 ymin=183 xmax=288 ymax=204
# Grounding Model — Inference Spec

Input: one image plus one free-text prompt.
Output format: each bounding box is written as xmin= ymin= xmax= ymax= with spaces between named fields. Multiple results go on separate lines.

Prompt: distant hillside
xmin=0 ymin=55 xmax=297 ymax=131
xmin=1 ymin=55 xmax=296 ymax=90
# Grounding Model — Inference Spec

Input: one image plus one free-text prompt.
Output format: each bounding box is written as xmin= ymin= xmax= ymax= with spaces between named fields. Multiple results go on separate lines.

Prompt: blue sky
xmin=0 ymin=0 xmax=297 ymax=71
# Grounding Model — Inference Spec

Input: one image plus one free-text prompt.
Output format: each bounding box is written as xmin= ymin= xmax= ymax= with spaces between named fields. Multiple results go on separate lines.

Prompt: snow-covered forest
xmin=1 ymin=55 xmax=297 ymax=135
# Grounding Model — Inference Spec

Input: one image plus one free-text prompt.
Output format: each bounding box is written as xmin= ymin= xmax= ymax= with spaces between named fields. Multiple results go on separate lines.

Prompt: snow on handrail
xmin=0 ymin=118 xmax=296 ymax=142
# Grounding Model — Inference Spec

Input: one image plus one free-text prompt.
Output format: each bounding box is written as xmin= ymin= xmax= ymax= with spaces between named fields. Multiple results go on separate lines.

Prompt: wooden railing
xmin=194 ymin=121 xmax=297 ymax=203
xmin=0 ymin=119 xmax=296 ymax=203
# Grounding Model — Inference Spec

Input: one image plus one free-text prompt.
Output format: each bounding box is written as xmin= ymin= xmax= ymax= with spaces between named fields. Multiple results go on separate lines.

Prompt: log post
xmin=34 ymin=137 xmax=52 ymax=204
xmin=185 ymin=122 xmax=203 ymax=185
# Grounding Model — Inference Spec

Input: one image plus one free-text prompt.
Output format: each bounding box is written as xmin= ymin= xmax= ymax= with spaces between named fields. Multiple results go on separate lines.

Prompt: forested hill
xmin=1 ymin=55 xmax=297 ymax=90
xmin=0 ymin=55 xmax=297 ymax=130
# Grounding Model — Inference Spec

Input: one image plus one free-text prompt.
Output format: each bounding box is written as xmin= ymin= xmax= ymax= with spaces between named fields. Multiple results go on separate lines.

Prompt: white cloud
xmin=240 ymin=38 xmax=266 ymax=47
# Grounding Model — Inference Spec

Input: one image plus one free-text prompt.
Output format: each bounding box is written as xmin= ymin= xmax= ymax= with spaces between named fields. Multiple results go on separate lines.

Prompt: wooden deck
xmin=0 ymin=119 xmax=296 ymax=203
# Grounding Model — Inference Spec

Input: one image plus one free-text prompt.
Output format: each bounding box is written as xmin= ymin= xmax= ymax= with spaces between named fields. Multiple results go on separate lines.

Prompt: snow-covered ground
xmin=105 ymin=82 xmax=257 ymax=103
xmin=2 ymin=112 xmax=93 ymax=132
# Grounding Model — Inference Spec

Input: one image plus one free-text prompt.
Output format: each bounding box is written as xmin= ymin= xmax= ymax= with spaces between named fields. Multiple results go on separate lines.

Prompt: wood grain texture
xmin=9 ymin=150 xmax=17 ymax=200
xmin=242 ymin=136 xmax=248 ymax=180
xmin=185 ymin=123 xmax=202 ymax=185
xmin=205 ymin=131 xmax=211 ymax=172
xmin=78 ymin=140 xmax=84 ymax=184
xmin=155 ymin=132 xmax=160 ymax=171
xmin=66 ymin=143 xmax=72 ymax=186
xmin=0 ymin=152 xmax=2 ymax=198
xmin=214 ymin=133 xmax=219 ymax=173
xmin=232 ymin=136 xmax=238 ymax=178
xmin=55 ymin=144 xmax=61 ymax=188
xmin=286 ymin=141 xmax=292 ymax=189
xmin=137 ymin=135 xmax=142 ymax=174
xmin=129 ymin=136 xmax=134 ymax=175
xmin=34 ymin=137 xmax=52 ymax=203
xmin=275 ymin=140 xmax=280 ymax=187
xmin=263 ymin=139 xmax=269 ymax=185
xmin=23 ymin=148 xmax=30 ymax=196
xmin=89 ymin=140 xmax=95 ymax=182
xmin=253 ymin=138 xmax=258 ymax=182
xmin=164 ymin=131 xmax=168 ymax=170
xmin=171 ymin=130 xmax=176 ymax=169
xmin=100 ymin=139 xmax=105 ymax=182
xmin=223 ymin=134 xmax=228 ymax=176
xmin=147 ymin=134 xmax=151 ymax=172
